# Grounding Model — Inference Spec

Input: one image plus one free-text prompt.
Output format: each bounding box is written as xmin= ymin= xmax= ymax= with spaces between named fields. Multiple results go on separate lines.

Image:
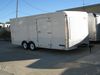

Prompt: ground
xmin=0 ymin=41 xmax=100 ymax=75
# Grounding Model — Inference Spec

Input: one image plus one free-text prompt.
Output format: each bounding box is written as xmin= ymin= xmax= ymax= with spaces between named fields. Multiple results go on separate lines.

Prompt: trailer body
xmin=88 ymin=13 xmax=100 ymax=41
xmin=96 ymin=14 xmax=100 ymax=41
xmin=10 ymin=11 xmax=89 ymax=50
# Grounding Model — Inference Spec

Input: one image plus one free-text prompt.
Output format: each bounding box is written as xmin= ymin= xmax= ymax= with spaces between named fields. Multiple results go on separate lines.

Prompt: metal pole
xmin=16 ymin=0 xmax=18 ymax=18
xmin=83 ymin=0 xmax=84 ymax=6
xmin=83 ymin=0 xmax=85 ymax=11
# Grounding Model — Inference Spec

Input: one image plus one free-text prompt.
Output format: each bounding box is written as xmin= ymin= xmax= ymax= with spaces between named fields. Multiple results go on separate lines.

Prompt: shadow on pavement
xmin=26 ymin=47 xmax=91 ymax=69
xmin=61 ymin=63 xmax=100 ymax=75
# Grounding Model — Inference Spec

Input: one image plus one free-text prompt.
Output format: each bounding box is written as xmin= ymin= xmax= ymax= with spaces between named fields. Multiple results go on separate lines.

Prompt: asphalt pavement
xmin=0 ymin=41 xmax=100 ymax=75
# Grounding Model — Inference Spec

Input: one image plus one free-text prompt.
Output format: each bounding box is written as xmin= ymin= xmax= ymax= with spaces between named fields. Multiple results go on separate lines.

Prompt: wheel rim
xmin=30 ymin=44 xmax=35 ymax=50
xmin=23 ymin=43 xmax=27 ymax=49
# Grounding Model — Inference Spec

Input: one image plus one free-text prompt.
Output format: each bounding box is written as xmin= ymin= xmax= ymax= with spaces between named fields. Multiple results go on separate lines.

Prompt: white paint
xmin=10 ymin=11 xmax=89 ymax=50
xmin=97 ymin=15 xmax=100 ymax=24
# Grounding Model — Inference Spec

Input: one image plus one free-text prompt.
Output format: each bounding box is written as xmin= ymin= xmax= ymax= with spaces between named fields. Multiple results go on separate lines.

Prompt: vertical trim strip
xmin=65 ymin=15 xmax=69 ymax=48
xmin=36 ymin=19 xmax=39 ymax=47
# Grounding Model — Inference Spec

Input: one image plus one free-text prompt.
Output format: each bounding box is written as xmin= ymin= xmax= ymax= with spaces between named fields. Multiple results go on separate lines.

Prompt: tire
xmin=22 ymin=41 xmax=28 ymax=50
xmin=29 ymin=41 xmax=36 ymax=51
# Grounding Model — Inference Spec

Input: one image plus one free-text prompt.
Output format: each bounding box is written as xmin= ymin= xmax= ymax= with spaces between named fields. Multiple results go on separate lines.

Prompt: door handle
xmin=38 ymin=31 xmax=41 ymax=33
xmin=48 ymin=32 xmax=52 ymax=34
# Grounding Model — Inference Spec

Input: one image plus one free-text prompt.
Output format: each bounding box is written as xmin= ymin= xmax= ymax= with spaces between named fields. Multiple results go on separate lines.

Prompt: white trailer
xmin=10 ymin=11 xmax=89 ymax=50
xmin=96 ymin=14 xmax=100 ymax=41
xmin=88 ymin=13 xmax=96 ymax=41
xmin=88 ymin=13 xmax=100 ymax=42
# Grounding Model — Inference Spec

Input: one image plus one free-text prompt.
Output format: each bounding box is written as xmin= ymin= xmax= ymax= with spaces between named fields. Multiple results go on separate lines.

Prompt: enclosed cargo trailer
xmin=88 ymin=13 xmax=96 ymax=41
xmin=88 ymin=13 xmax=100 ymax=42
xmin=96 ymin=14 xmax=100 ymax=41
xmin=10 ymin=11 xmax=89 ymax=50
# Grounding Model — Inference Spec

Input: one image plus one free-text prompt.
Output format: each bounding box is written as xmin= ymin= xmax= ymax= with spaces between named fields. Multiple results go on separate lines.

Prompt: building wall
xmin=59 ymin=4 xmax=100 ymax=13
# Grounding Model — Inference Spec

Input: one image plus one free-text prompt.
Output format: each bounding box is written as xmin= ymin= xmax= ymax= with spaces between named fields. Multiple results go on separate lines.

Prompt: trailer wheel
xmin=22 ymin=41 xmax=28 ymax=50
xmin=29 ymin=41 xmax=36 ymax=51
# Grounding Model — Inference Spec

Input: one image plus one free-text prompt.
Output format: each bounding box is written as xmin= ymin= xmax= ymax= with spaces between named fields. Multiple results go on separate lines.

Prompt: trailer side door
xmin=37 ymin=18 xmax=52 ymax=48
